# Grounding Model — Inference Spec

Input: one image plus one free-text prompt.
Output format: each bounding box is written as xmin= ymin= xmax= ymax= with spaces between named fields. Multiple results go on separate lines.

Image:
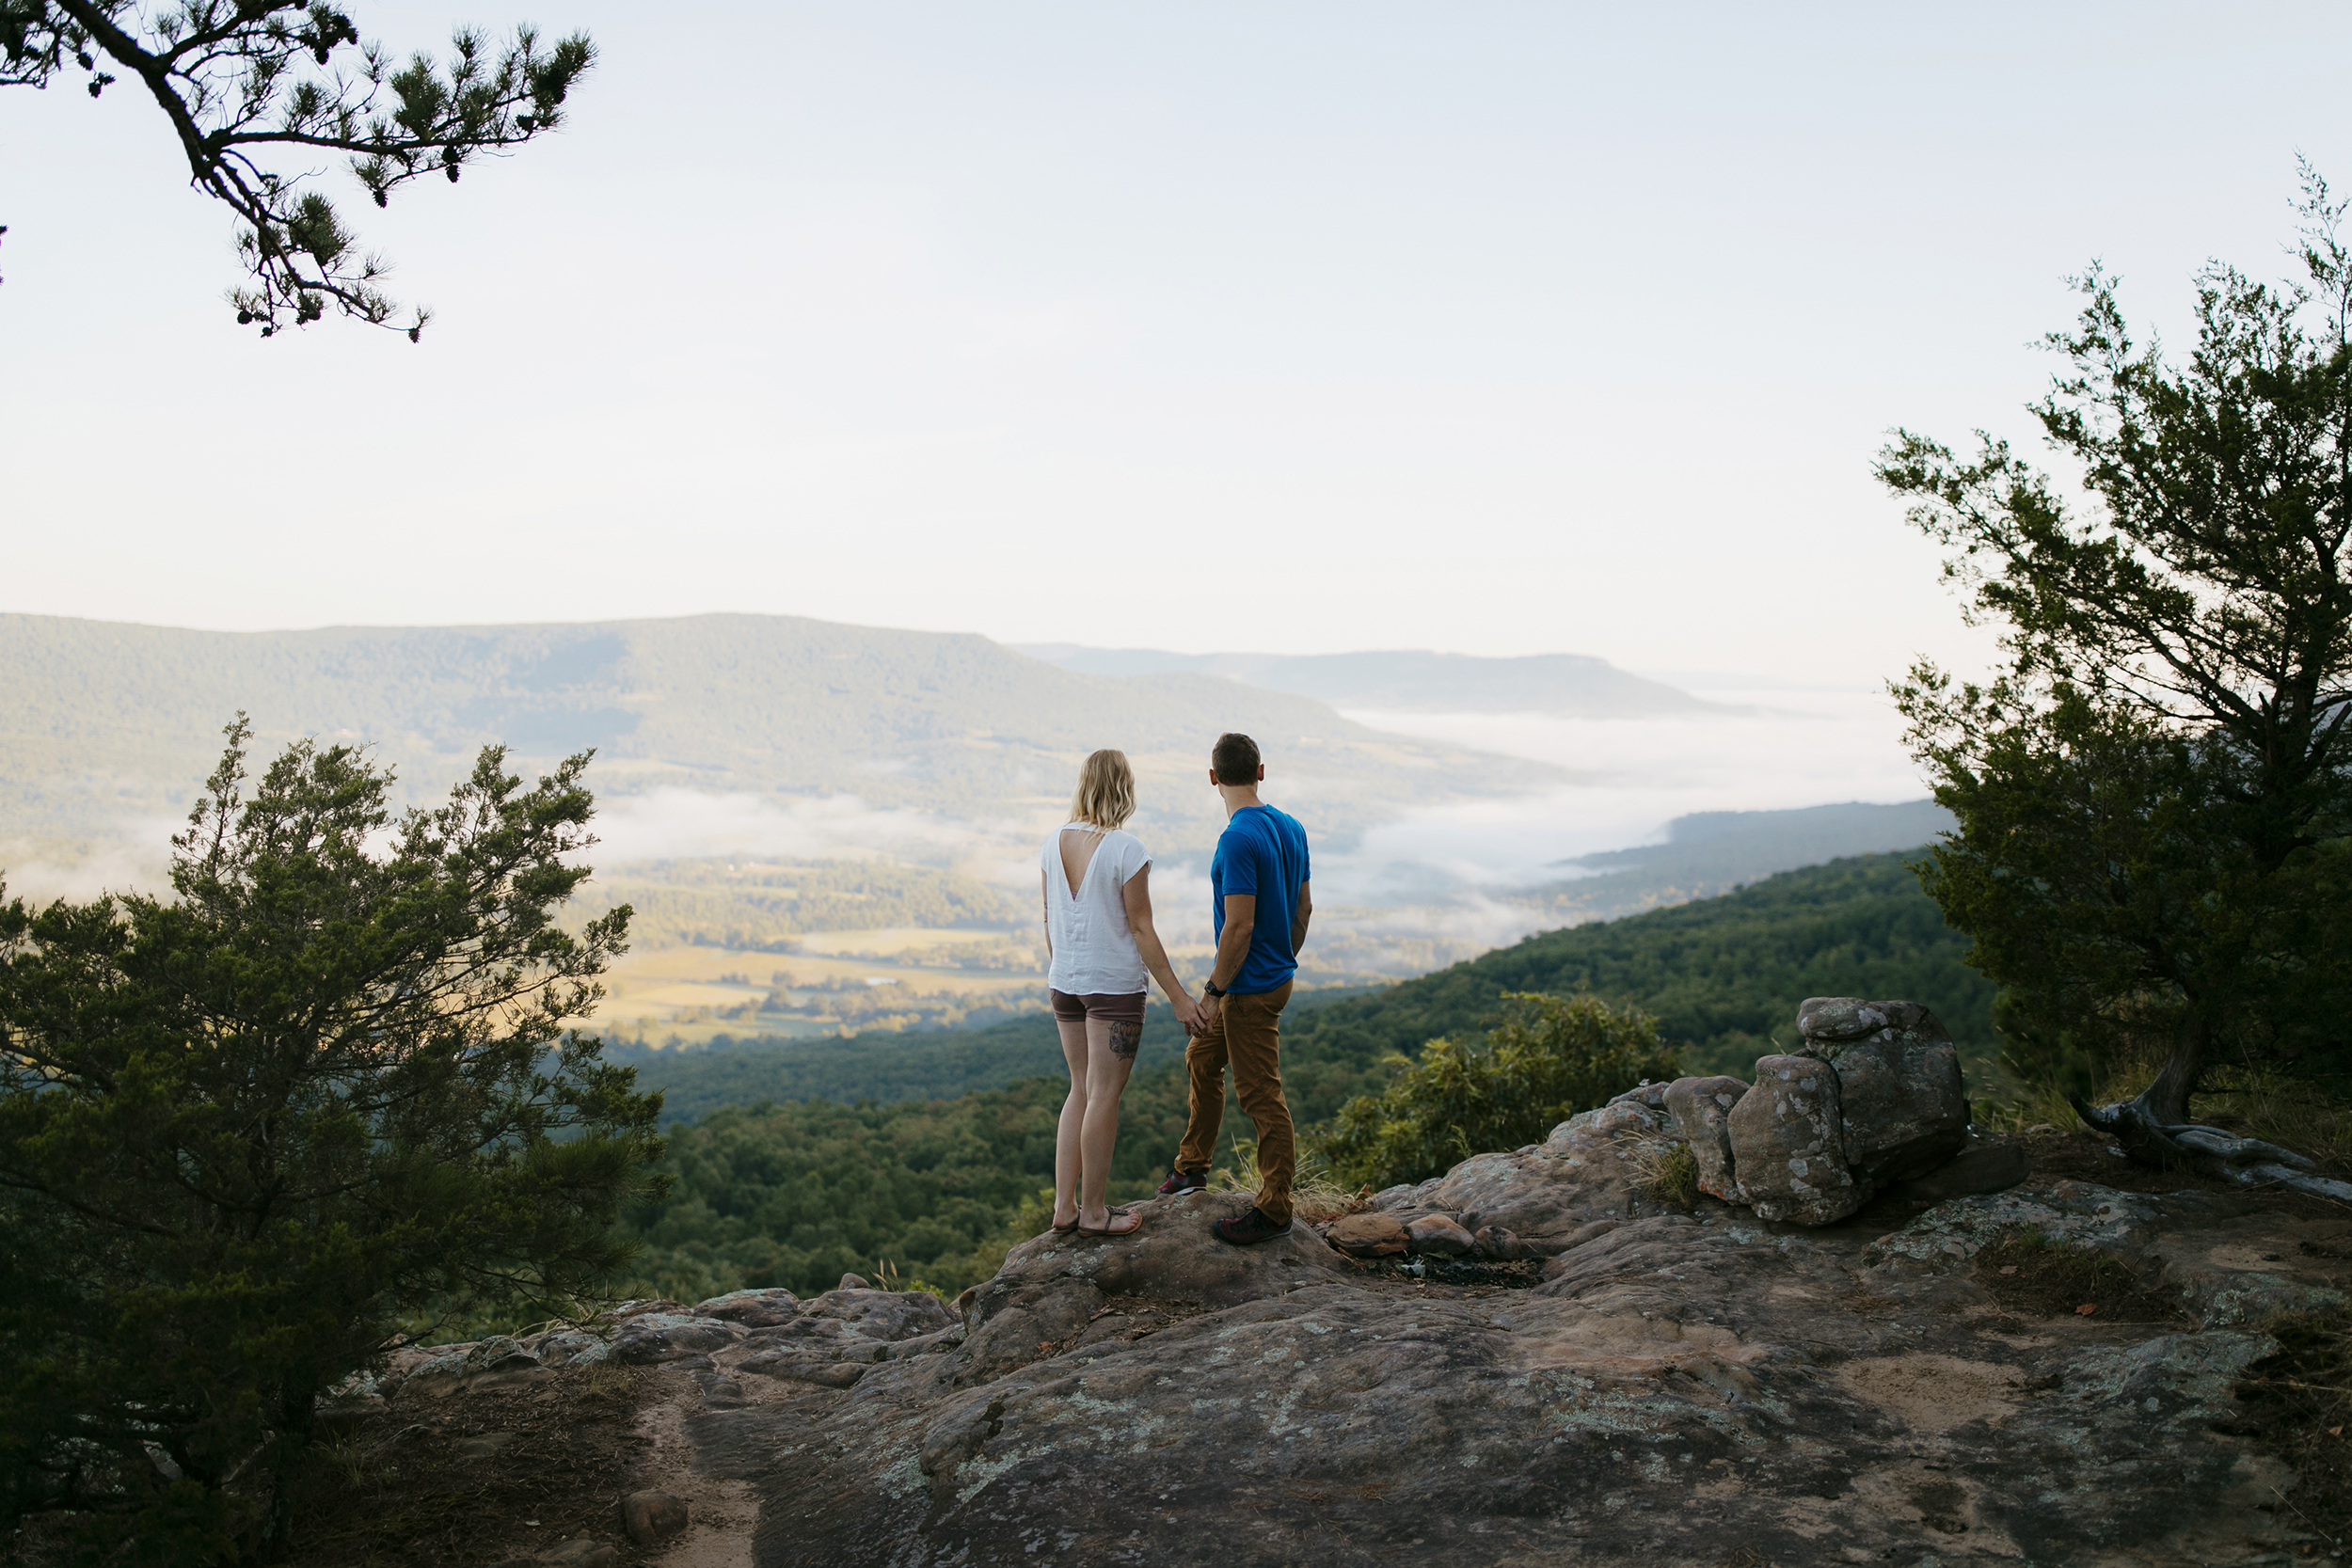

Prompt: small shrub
xmin=1309 ymin=992 xmax=1680 ymax=1190
xmin=1210 ymin=1141 xmax=1368 ymax=1225
xmin=1626 ymin=1138 xmax=1700 ymax=1211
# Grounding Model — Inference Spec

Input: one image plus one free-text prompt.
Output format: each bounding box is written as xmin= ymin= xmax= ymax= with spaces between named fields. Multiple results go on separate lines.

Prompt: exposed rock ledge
xmin=373 ymin=1122 xmax=2352 ymax=1567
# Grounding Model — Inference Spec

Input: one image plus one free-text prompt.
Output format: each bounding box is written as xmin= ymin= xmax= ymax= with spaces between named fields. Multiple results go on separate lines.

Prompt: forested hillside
xmin=618 ymin=1074 xmax=1193 ymax=1300
xmin=1286 ymin=849 xmax=1997 ymax=1085
xmin=617 ymin=848 xmax=2000 ymax=1299
xmin=1504 ymin=800 xmax=1954 ymax=924
xmin=612 ymin=1010 xmax=1199 ymax=1124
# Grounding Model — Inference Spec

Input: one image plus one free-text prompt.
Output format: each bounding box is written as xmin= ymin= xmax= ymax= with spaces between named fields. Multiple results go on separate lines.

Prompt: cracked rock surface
xmin=580 ymin=1143 xmax=2352 ymax=1567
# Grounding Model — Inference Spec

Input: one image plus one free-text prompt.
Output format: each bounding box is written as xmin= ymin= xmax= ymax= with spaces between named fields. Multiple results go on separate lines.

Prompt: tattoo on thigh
xmin=1107 ymin=1020 xmax=1139 ymax=1059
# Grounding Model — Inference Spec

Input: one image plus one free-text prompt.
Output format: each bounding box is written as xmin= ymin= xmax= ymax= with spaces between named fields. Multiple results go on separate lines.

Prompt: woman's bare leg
xmin=1053 ymin=1017 xmax=1090 ymax=1229
xmin=1076 ymin=1015 xmax=1138 ymax=1227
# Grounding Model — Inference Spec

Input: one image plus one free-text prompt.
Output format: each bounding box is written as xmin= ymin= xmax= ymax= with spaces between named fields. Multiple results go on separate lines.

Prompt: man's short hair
xmin=1212 ymin=732 xmax=1261 ymax=786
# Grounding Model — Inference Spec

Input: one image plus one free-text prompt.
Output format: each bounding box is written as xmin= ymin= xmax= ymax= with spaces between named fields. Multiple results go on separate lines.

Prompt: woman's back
xmin=1042 ymin=823 xmax=1151 ymax=995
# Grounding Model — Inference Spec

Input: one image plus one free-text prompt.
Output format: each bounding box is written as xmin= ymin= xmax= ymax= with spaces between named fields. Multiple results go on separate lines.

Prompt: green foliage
xmin=617 ymin=1006 xmax=1206 ymax=1123
xmin=612 ymin=988 xmax=1380 ymax=1127
xmin=2 ymin=2 xmax=594 ymax=334
xmin=1312 ymin=992 xmax=1679 ymax=1190
xmin=1283 ymin=852 xmax=1999 ymax=1095
xmin=1880 ymin=164 xmax=2352 ymax=1118
xmin=617 ymin=1067 xmax=1211 ymax=1301
xmin=0 ymin=721 xmax=663 ymax=1560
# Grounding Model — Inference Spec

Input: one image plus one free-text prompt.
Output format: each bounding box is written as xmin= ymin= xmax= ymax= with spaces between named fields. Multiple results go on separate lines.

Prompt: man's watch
xmin=1201 ymin=981 xmax=1226 ymax=998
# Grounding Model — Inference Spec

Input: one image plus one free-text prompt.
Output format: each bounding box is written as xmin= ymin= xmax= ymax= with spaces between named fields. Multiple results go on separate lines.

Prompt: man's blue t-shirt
xmin=1210 ymin=804 xmax=1311 ymax=995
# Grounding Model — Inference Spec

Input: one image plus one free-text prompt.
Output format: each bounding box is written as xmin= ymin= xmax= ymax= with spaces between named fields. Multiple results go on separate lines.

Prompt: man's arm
xmin=1290 ymin=879 xmax=1311 ymax=954
xmin=1208 ymin=894 xmax=1255 ymax=993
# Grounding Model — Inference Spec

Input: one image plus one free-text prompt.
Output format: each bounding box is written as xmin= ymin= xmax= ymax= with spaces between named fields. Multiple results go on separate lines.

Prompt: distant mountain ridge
xmin=0 ymin=612 xmax=1563 ymax=877
xmin=1498 ymin=799 xmax=1954 ymax=927
xmin=1014 ymin=644 xmax=1731 ymax=717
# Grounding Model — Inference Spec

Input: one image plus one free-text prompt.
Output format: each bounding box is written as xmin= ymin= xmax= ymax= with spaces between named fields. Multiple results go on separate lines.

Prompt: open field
xmin=592 ymin=938 xmax=1054 ymax=1047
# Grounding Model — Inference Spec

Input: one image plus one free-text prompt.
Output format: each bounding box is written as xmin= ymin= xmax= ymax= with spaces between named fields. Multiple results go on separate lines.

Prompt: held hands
xmin=1171 ymin=991 xmax=1204 ymax=1036
xmin=1191 ymin=990 xmax=1221 ymax=1037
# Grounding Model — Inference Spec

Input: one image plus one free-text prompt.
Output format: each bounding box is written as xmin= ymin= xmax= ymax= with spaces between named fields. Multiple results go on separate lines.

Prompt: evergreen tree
xmin=1879 ymin=165 xmax=2352 ymax=1194
xmin=0 ymin=1 xmax=593 ymax=335
xmin=0 ymin=721 xmax=665 ymax=1560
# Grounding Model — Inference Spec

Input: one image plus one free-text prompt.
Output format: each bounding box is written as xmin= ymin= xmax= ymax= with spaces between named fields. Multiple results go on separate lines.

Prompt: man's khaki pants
xmin=1175 ymin=980 xmax=1295 ymax=1227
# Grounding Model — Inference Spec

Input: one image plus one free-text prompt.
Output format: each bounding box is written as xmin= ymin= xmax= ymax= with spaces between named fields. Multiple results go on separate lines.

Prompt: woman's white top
xmin=1041 ymin=823 xmax=1152 ymax=995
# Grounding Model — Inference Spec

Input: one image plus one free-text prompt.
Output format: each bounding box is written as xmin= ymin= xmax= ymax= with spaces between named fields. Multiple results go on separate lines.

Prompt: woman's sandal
xmin=1049 ymin=1214 xmax=1080 ymax=1235
xmin=1075 ymin=1209 xmax=1142 ymax=1239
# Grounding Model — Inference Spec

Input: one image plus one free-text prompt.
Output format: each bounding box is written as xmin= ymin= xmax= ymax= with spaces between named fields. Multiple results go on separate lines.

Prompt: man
xmin=1157 ymin=732 xmax=1312 ymax=1243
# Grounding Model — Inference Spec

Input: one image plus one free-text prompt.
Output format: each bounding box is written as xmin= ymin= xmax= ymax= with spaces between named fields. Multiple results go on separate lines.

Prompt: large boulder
xmin=1370 ymin=1099 xmax=1687 ymax=1250
xmin=1661 ymin=1074 xmax=1749 ymax=1201
xmin=612 ymin=1313 xmax=744 ymax=1365
xmin=1798 ymin=997 xmax=1969 ymax=1184
xmin=1324 ymin=1212 xmax=1407 ymax=1258
xmin=691 ymin=1287 xmax=802 ymax=1327
xmin=1726 ymin=1054 xmax=1861 ymax=1225
xmin=1404 ymin=1214 xmax=1476 ymax=1256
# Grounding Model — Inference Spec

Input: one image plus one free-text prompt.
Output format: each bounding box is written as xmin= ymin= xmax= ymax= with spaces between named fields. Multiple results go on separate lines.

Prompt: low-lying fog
xmin=1314 ymin=681 xmax=1919 ymax=903
xmin=585 ymin=680 xmax=1922 ymax=970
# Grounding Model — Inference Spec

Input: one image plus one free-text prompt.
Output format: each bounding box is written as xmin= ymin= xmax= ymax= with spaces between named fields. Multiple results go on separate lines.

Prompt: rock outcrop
xmin=1727 ymin=1052 xmax=1863 ymax=1224
xmin=356 ymin=999 xmax=2351 ymax=1567
xmin=633 ymin=1159 xmax=2343 ymax=1566
xmin=1593 ymin=998 xmax=1974 ymax=1227
xmin=1803 ymin=995 xmax=1971 ymax=1183
xmin=1661 ymin=1072 xmax=1747 ymax=1200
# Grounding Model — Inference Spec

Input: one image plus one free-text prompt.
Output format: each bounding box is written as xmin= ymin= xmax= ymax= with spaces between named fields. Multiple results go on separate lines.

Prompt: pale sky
xmin=4 ymin=3 xmax=2344 ymax=685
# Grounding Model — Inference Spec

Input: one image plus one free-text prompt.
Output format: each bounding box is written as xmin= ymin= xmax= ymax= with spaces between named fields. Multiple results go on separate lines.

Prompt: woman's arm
xmin=1041 ymin=868 xmax=1053 ymax=963
xmin=1121 ymin=864 xmax=1200 ymax=1032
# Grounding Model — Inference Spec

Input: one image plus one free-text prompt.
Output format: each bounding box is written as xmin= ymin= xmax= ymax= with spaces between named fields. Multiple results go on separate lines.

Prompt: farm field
xmin=591 ymin=931 xmax=1067 ymax=1046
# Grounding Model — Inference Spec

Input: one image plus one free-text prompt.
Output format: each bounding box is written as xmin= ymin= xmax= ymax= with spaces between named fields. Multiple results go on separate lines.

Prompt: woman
xmin=1041 ymin=749 xmax=1200 ymax=1237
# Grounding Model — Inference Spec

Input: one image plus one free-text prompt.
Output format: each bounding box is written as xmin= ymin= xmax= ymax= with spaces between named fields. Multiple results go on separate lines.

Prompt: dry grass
xmin=1622 ymin=1135 xmax=1700 ymax=1211
xmin=1211 ymin=1141 xmax=1372 ymax=1225
xmin=1981 ymin=1041 xmax=2351 ymax=1176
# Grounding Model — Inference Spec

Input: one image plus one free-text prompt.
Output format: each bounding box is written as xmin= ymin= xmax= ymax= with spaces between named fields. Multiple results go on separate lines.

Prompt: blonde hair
xmin=1069 ymin=749 xmax=1136 ymax=830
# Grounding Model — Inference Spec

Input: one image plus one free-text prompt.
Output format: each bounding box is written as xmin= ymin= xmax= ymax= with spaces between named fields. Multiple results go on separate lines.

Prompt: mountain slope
xmin=0 ymin=613 xmax=1561 ymax=867
xmin=1286 ymin=849 xmax=2001 ymax=1090
xmin=1016 ymin=644 xmax=1727 ymax=716
xmin=1507 ymin=800 xmax=1959 ymax=925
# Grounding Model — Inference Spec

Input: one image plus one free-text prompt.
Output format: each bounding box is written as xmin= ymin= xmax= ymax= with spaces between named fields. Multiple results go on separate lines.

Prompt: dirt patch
xmin=1836 ymin=1354 xmax=2018 ymax=1434
xmin=1970 ymin=1224 xmax=2188 ymax=1324
xmin=2229 ymin=1309 xmax=2352 ymax=1555
xmin=280 ymin=1361 xmax=658 ymax=1568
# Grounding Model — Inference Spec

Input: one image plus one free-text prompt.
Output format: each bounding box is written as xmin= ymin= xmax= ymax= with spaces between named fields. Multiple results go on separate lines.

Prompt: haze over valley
xmin=1 ymin=610 xmax=1941 ymax=1047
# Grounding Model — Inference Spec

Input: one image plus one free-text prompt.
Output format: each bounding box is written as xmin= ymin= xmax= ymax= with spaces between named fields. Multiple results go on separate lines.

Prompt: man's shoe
xmin=1212 ymin=1206 xmax=1291 ymax=1245
xmin=1157 ymin=1168 xmax=1208 ymax=1197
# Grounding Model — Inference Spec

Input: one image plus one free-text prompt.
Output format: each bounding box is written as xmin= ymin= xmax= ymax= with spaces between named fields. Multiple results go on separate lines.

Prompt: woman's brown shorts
xmin=1049 ymin=990 xmax=1147 ymax=1057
